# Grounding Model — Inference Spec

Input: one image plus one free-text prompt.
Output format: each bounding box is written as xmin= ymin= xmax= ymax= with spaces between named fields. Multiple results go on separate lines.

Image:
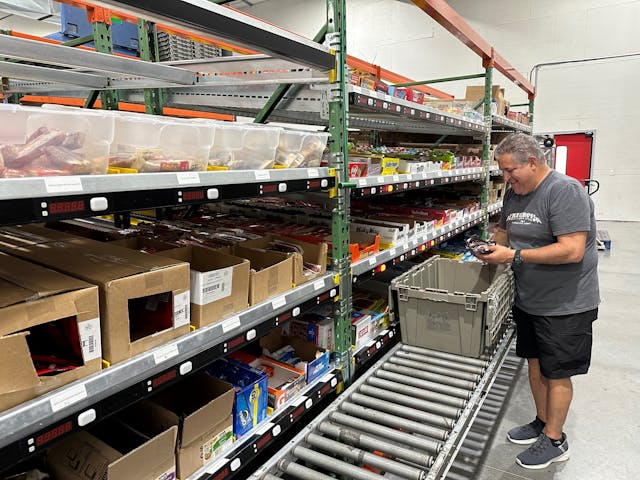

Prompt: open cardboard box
xmin=140 ymin=372 xmax=234 ymax=479
xmin=47 ymin=414 xmax=177 ymax=480
xmin=0 ymin=252 xmax=101 ymax=412
xmin=158 ymin=246 xmax=250 ymax=328
xmin=0 ymin=232 xmax=190 ymax=366
xmin=238 ymin=235 xmax=327 ymax=286
xmin=109 ymin=236 xmax=177 ymax=254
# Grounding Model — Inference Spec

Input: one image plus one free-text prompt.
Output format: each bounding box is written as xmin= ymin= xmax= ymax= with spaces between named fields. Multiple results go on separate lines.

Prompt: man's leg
xmin=543 ymin=377 xmax=572 ymax=440
xmin=527 ymin=358 xmax=548 ymax=423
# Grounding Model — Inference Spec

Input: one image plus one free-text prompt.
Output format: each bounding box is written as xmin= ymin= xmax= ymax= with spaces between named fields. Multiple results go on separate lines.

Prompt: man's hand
xmin=475 ymin=245 xmax=515 ymax=264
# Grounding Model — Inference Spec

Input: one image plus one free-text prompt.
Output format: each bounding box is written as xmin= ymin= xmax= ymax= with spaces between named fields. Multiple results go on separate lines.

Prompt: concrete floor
xmin=447 ymin=220 xmax=640 ymax=480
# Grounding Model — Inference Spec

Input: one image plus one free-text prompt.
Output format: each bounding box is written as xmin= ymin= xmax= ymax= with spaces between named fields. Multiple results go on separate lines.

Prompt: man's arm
xmin=477 ymin=231 xmax=587 ymax=264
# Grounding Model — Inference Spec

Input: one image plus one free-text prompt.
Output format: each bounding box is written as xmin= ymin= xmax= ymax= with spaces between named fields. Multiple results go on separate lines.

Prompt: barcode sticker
xmin=176 ymin=172 xmax=200 ymax=185
xmin=50 ymin=384 xmax=87 ymax=412
xmin=173 ymin=291 xmax=190 ymax=327
xmin=221 ymin=316 xmax=241 ymax=333
xmin=191 ymin=268 xmax=233 ymax=305
xmin=44 ymin=176 xmax=83 ymax=194
xmin=313 ymin=279 xmax=325 ymax=291
xmin=153 ymin=344 xmax=179 ymax=365
xmin=308 ymin=168 xmax=319 ymax=178
xmin=272 ymin=296 xmax=287 ymax=310
xmin=79 ymin=317 xmax=101 ymax=362
xmin=254 ymin=170 xmax=271 ymax=180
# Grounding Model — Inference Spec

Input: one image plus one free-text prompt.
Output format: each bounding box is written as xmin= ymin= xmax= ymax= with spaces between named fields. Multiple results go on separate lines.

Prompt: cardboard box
xmin=260 ymin=328 xmax=330 ymax=384
xmin=247 ymin=357 xmax=306 ymax=411
xmin=0 ymin=224 xmax=77 ymax=248
xmin=0 ymin=253 xmax=101 ymax=412
xmin=205 ymin=358 xmax=268 ymax=438
xmin=239 ymin=236 xmax=327 ymax=287
xmin=47 ymin=421 xmax=177 ymax=480
xmin=142 ymin=373 xmax=234 ymax=479
xmin=109 ymin=236 xmax=177 ymax=253
xmin=352 ymin=311 xmax=373 ymax=350
xmin=287 ymin=312 xmax=335 ymax=350
xmin=159 ymin=246 xmax=250 ymax=328
xmin=0 ymin=234 xmax=190 ymax=365
xmin=465 ymin=85 xmax=506 ymax=116
xmin=231 ymin=245 xmax=294 ymax=305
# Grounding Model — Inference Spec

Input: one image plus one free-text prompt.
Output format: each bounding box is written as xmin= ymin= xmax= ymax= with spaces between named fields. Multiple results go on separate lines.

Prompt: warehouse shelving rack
xmin=0 ymin=0 xmax=535 ymax=478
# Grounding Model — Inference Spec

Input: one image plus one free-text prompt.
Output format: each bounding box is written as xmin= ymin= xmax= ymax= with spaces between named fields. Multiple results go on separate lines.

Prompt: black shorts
xmin=513 ymin=305 xmax=598 ymax=379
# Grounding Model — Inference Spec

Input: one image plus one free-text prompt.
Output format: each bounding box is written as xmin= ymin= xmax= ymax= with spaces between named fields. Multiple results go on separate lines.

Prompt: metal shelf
xmin=352 ymin=210 xmax=487 ymax=279
xmin=492 ymin=115 xmax=532 ymax=134
xmin=187 ymin=369 xmax=343 ymax=480
xmin=0 ymin=273 xmax=338 ymax=472
xmin=351 ymin=167 xmax=485 ymax=198
xmin=353 ymin=324 xmax=400 ymax=373
xmin=0 ymin=168 xmax=334 ymax=225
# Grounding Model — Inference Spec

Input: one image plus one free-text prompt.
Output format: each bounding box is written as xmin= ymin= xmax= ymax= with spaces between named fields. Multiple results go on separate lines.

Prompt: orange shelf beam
xmin=410 ymin=0 xmax=535 ymax=98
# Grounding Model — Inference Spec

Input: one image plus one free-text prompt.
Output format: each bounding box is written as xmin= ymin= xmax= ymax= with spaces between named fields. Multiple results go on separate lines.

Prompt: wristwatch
xmin=513 ymin=249 xmax=524 ymax=265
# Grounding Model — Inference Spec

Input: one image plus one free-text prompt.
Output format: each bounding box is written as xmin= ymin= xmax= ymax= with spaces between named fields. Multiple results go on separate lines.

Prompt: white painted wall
xmin=241 ymin=0 xmax=640 ymax=221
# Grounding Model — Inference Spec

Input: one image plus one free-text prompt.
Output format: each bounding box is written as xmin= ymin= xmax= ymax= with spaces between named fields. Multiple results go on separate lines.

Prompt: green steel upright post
xmin=137 ymin=19 xmax=165 ymax=115
xmin=481 ymin=63 xmax=493 ymax=239
xmin=91 ymin=15 xmax=119 ymax=110
xmin=327 ymin=0 xmax=352 ymax=377
xmin=528 ymin=97 xmax=535 ymax=127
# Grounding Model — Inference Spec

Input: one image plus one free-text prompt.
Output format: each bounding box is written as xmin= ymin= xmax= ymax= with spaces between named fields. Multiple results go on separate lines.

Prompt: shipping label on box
xmin=191 ymin=267 xmax=233 ymax=305
xmin=200 ymin=423 xmax=233 ymax=465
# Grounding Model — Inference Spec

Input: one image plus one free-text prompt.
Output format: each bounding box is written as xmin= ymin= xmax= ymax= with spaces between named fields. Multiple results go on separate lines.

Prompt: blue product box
xmin=205 ymin=358 xmax=268 ymax=438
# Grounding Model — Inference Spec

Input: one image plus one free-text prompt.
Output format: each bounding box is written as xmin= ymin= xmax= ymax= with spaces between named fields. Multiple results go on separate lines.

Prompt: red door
xmin=553 ymin=133 xmax=593 ymax=182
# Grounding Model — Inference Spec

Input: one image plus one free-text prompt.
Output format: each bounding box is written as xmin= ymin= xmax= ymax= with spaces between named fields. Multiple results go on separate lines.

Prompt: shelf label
xmin=254 ymin=170 xmax=271 ymax=181
xmin=50 ymin=384 xmax=87 ymax=413
xmin=377 ymin=176 xmax=385 ymax=184
xmin=205 ymin=458 xmax=230 ymax=474
xmin=191 ymin=268 xmax=232 ymax=305
xmin=388 ymin=247 xmax=397 ymax=257
xmin=406 ymin=174 xmax=413 ymax=181
xmin=358 ymin=177 xmax=367 ymax=188
xmin=272 ymin=296 xmax=287 ymax=310
xmin=153 ymin=344 xmax=179 ymax=365
xmin=176 ymin=172 xmax=200 ymax=185
xmin=221 ymin=315 xmax=241 ymax=333
xmin=79 ymin=317 xmax=102 ymax=362
xmin=292 ymin=395 xmax=308 ymax=407
xmin=393 ymin=175 xmax=400 ymax=182
xmin=368 ymin=257 xmax=377 ymax=266
xmin=313 ymin=279 xmax=326 ymax=291
xmin=173 ymin=291 xmax=190 ymax=327
xmin=307 ymin=168 xmax=319 ymax=178
xmin=255 ymin=421 xmax=275 ymax=436
xmin=44 ymin=176 xmax=83 ymax=194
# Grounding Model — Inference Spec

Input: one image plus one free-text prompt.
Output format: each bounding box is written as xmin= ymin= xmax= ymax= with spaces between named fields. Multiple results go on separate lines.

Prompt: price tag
xmin=319 ymin=373 xmax=335 ymax=384
xmin=438 ymin=171 xmax=443 ymax=177
xmin=377 ymin=176 xmax=385 ymax=184
xmin=368 ymin=257 xmax=377 ymax=266
xmin=50 ymin=384 xmax=87 ymax=412
xmin=44 ymin=176 xmax=83 ymax=194
xmin=292 ymin=395 xmax=308 ymax=407
xmin=313 ymin=279 xmax=326 ymax=291
xmin=388 ymin=247 xmax=397 ymax=257
xmin=255 ymin=421 xmax=275 ymax=436
xmin=272 ymin=296 xmax=287 ymax=310
xmin=176 ymin=172 xmax=200 ymax=185
xmin=407 ymin=174 xmax=413 ymax=181
xmin=254 ymin=170 xmax=271 ymax=180
xmin=308 ymin=168 xmax=319 ymax=178
xmin=358 ymin=177 xmax=367 ymax=188
xmin=153 ymin=344 xmax=179 ymax=365
xmin=221 ymin=316 xmax=241 ymax=333
xmin=205 ymin=458 xmax=230 ymax=474
xmin=393 ymin=175 xmax=400 ymax=182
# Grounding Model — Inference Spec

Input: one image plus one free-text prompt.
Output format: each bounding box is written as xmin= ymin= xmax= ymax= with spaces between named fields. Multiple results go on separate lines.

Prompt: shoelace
xmin=530 ymin=435 xmax=551 ymax=455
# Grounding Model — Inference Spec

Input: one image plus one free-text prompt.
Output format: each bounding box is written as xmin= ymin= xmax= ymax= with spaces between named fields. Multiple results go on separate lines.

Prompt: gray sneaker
xmin=516 ymin=433 xmax=570 ymax=469
xmin=507 ymin=418 xmax=544 ymax=445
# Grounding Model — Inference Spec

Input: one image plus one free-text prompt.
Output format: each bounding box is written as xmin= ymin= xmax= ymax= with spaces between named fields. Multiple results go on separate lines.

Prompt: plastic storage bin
xmin=276 ymin=130 xmax=329 ymax=168
xmin=110 ymin=113 xmax=212 ymax=172
xmin=0 ymin=104 xmax=113 ymax=178
xmin=391 ymin=256 xmax=514 ymax=358
xmin=233 ymin=125 xmax=281 ymax=170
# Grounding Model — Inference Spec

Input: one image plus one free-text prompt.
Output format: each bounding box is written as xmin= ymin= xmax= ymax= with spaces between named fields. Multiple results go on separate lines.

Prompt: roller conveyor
xmin=249 ymin=326 xmax=515 ymax=480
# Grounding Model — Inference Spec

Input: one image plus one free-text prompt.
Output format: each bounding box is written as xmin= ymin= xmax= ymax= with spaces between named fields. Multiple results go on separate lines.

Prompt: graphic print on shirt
xmin=506 ymin=212 xmax=542 ymax=225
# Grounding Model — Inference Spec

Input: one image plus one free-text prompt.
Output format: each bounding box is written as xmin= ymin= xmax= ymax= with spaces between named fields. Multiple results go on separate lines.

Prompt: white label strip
xmin=153 ymin=344 xmax=179 ymax=365
xmin=255 ymin=421 xmax=275 ymax=436
xmin=44 ymin=176 xmax=83 ymax=194
xmin=379 ymin=329 xmax=389 ymax=336
xmin=272 ymin=296 xmax=287 ymax=310
xmin=173 ymin=291 xmax=190 ymax=327
xmin=377 ymin=176 xmax=385 ymax=183
xmin=176 ymin=172 xmax=201 ymax=185
xmin=319 ymin=373 xmax=335 ymax=384
xmin=205 ymin=458 xmax=230 ymax=474
xmin=313 ymin=279 xmax=326 ymax=291
xmin=221 ymin=316 xmax=241 ymax=333
xmin=254 ymin=170 xmax=271 ymax=180
xmin=292 ymin=395 xmax=308 ymax=407
xmin=393 ymin=175 xmax=400 ymax=182
xmin=388 ymin=247 xmax=397 ymax=257
xmin=50 ymin=384 xmax=87 ymax=413
xmin=368 ymin=257 xmax=377 ymax=266
xmin=79 ymin=317 xmax=102 ymax=362
xmin=308 ymin=168 xmax=319 ymax=178
xmin=358 ymin=177 xmax=367 ymax=187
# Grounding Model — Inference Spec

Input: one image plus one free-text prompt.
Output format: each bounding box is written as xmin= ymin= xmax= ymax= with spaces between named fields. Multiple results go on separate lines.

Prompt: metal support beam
xmin=0 ymin=61 xmax=107 ymax=88
xmin=90 ymin=12 xmax=119 ymax=110
xmin=137 ymin=19 xmax=164 ymax=115
xmin=432 ymin=134 xmax=448 ymax=148
xmin=62 ymin=34 xmax=94 ymax=47
xmin=393 ymin=72 xmax=485 ymax=88
xmin=529 ymin=98 xmax=535 ymax=127
xmin=83 ymin=89 xmax=100 ymax=109
xmin=254 ymin=24 xmax=328 ymax=124
xmin=410 ymin=0 xmax=535 ymax=97
xmin=481 ymin=65 xmax=493 ymax=239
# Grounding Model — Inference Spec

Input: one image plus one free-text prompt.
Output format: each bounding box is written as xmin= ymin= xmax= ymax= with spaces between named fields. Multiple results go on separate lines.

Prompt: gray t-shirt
xmin=499 ymin=169 xmax=600 ymax=315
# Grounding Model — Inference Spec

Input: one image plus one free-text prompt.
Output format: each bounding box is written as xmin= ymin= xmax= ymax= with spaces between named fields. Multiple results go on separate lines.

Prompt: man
xmin=475 ymin=133 xmax=599 ymax=469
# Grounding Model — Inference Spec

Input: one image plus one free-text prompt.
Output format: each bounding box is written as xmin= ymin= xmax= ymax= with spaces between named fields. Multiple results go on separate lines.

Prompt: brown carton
xmin=47 ymin=420 xmax=177 ymax=480
xmin=0 ymin=252 xmax=101 ymax=412
xmin=0 ymin=234 xmax=190 ymax=365
xmin=141 ymin=373 xmax=235 ymax=479
xmin=159 ymin=246 xmax=250 ymax=328
xmin=231 ymin=245 xmax=294 ymax=305
xmin=109 ymin=236 xmax=177 ymax=254
xmin=239 ymin=236 xmax=327 ymax=286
